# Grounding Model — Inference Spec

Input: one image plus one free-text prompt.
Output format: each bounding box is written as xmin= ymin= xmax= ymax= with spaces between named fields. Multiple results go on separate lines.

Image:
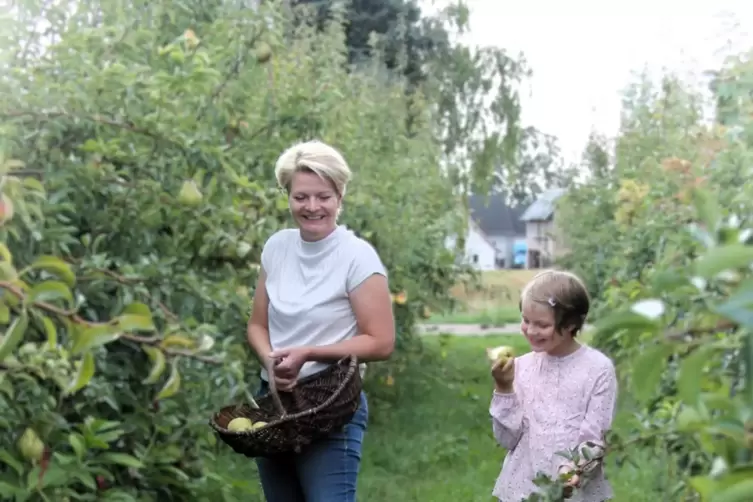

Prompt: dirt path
xmin=418 ymin=323 xmax=594 ymax=336
xmin=418 ymin=323 xmax=522 ymax=336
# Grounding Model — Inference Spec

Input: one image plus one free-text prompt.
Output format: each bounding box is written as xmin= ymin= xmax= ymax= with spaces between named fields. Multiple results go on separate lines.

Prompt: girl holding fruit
xmin=246 ymin=140 xmax=396 ymax=502
xmin=489 ymin=270 xmax=617 ymax=501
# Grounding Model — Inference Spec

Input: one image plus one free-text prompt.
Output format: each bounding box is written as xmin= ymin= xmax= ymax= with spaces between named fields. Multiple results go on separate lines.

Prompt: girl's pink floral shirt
xmin=490 ymin=344 xmax=618 ymax=502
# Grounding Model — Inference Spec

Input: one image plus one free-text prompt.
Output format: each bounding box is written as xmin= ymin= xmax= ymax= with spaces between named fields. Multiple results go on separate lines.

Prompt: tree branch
xmin=0 ymin=280 xmax=220 ymax=364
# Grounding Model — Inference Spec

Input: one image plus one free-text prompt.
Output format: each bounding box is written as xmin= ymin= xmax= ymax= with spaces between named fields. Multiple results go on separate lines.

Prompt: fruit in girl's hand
xmin=227 ymin=417 xmax=255 ymax=432
xmin=251 ymin=421 xmax=268 ymax=431
xmin=17 ymin=428 xmax=45 ymax=462
xmin=486 ymin=345 xmax=515 ymax=365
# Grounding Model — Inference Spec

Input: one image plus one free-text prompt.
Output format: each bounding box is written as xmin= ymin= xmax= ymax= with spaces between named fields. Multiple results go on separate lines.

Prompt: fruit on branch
xmin=0 ymin=194 xmax=14 ymax=225
xmin=255 ymin=42 xmax=272 ymax=64
xmin=17 ymin=428 xmax=45 ymax=462
xmin=177 ymin=180 xmax=203 ymax=206
xmin=392 ymin=291 xmax=407 ymax=305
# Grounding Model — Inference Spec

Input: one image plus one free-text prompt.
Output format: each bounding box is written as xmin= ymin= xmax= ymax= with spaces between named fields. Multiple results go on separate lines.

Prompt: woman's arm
xmin=246 ymin=270 xmax=272 ymax=362
xmin=306 ymin=274 xmax=395 ymax=363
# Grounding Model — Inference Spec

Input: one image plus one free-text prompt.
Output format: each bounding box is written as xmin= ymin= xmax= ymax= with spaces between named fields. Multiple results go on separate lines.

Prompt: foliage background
xmin=0 ymin=0 xmax=533 ymax=500
xmin=552 ymin=51 xmax=753 ymax=501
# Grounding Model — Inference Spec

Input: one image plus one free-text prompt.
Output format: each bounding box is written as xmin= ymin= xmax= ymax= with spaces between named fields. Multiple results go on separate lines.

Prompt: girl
xmin=490 ymin=270 xmax=617 ymax=502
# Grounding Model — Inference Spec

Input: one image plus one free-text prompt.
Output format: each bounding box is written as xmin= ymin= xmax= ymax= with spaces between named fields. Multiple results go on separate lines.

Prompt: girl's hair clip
xmin=547 ymin=297 xmax=557 ymax=307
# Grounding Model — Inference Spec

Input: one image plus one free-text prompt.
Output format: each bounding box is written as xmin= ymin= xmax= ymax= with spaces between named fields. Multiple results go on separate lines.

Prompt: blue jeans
xmin=254 ymin=381 xmax=369 ymax=502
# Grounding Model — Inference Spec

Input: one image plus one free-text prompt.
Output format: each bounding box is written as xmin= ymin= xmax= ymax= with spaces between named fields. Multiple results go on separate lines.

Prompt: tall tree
xmin=292 ymin=0 xmax=531 ymax=196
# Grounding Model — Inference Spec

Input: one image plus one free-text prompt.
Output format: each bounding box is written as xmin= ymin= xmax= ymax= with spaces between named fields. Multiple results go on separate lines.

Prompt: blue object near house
xmin=513 ymin=239 xmax=527 ymax=267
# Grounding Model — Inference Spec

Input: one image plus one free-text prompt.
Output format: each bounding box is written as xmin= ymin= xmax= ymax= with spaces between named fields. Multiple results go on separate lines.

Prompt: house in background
xmin=520 ymin=188 xmax=567 ymax=269
xmin=446 ymin=194 xmax=527 ymax=271
xmin=445 ymin=217 xmax=498 ymax=270
xmin=469 ymin=194 xmax=527 ymax=269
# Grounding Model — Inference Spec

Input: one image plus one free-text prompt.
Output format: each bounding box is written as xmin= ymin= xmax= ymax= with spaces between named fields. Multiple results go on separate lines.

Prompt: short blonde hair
xmin=274 ymin=140 xmax=352 ymax=198
xmin=520 ymin=269 xmax=590 ymax=336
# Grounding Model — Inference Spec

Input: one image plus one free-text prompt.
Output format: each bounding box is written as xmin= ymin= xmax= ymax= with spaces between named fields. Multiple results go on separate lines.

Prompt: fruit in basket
xmin=486 ymin=345 xmax=515 ymax=366
xmin=227 ymin=417 xmax=255 ymax=432
xmin=251 ymin=421 xmax=268 ymax=431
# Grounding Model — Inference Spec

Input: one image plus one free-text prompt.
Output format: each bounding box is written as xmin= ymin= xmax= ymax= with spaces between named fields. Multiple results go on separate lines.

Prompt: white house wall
xmin=445 ymin=223 xmax=497 ymax=271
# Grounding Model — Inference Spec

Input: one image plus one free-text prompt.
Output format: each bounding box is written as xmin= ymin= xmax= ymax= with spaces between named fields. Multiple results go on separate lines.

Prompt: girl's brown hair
xmin=519 ymin=269 xmax=590 ymax=336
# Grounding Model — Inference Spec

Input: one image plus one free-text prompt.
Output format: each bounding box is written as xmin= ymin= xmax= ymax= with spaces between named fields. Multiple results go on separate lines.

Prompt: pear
xmin=0 ymin=194 xmax=14 ymax=224
xmin=255 ymin=42 xmax=272 ymax=64
xmin=177 ymin=180 xmax=202 ymax=206
xmin=227 ymin=417 xmax=255 ymax=432
xmin=486 ymin=345 xmax=515 ymax=366
xmin=251 ymin=421 xmax=268 ymax=431
xmin=17 ymin=428 xmax=45 ymax=462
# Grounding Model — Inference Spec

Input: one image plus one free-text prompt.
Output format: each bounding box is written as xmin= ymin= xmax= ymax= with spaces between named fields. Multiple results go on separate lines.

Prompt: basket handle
xmin=265 ymin=356 xmax=288 ymax=418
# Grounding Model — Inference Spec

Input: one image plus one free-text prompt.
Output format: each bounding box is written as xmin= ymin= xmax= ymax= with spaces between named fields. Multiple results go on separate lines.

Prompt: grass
xmin=427 ymin=269 xmax=538 ymax=325
xmin=357 ymin=334 xmax=531 ymax=501
xmin=209 ymin=333 xmax=680 ymax=502
xmin=427 ymin=305 xmax=520 ymax=326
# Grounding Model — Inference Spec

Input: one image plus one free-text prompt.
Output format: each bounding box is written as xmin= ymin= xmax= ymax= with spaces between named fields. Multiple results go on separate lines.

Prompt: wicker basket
xmin=209 ymin=355 xmax=362 ymax=458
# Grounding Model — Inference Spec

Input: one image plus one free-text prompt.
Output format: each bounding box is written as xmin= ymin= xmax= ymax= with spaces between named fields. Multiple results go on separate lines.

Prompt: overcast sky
xmin=424 ymin=0 xmax=753 ymax=164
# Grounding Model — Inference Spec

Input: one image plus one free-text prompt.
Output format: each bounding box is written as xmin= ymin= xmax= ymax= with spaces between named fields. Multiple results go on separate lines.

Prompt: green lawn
xmin=207 ymin=334 xmax=683 ymax=502
xmin=426 ymin=306 xmax=521 ymax=326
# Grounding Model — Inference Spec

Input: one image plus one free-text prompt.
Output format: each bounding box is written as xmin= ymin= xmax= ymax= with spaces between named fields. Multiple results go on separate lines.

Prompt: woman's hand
xmin=268 ymin=347 xmax=310 ymax=392
xmin=491 ymin=357 xmax=515 ymax=393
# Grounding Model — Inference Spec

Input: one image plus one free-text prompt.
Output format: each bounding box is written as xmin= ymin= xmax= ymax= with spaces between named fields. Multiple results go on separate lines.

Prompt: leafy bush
xmin=0 ymin=1 xmax=493 ymax=499
xmin=550 ymin=54 xmax=753 ymax=501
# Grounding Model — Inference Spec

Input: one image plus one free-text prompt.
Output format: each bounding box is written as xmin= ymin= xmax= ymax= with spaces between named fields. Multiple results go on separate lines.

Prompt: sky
xmin=424 ymin=0 xmax=753 ymax=164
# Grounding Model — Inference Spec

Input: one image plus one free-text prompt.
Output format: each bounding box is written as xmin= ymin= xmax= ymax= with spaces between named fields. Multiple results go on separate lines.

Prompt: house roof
xmin=520 ymin=188 xmax=567 ymax=222
xmin=468 ymin=194 xmax=526 ymax=236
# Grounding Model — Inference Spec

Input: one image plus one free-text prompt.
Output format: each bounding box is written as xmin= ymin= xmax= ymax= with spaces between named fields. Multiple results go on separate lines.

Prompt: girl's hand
xmin=491 ymin=357 xmax=515 ymax=392
xmin=563 ymin=473 xmax=580 ymax=499
xmin=269 ymin=347 xmax=310 ymax=391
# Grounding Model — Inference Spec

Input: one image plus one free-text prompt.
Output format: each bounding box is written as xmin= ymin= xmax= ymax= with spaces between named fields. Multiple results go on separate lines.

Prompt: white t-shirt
xmin=259 ymin=225 xmax=387 ymax=381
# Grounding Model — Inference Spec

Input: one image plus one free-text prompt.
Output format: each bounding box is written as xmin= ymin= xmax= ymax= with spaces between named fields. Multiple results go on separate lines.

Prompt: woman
xmin=247 ymin=139 xmax=396 ymax=502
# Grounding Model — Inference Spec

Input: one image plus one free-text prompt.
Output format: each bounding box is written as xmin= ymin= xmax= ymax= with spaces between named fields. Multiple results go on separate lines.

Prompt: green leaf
xmin=0 ymin=243 xmax=12 ymax=264
xmin=0 ymin=261 xmax=17 ymax=281
xmin=713 ymin=279 xmax=753 ymax=328
xmin=116 ymin=314 xmax=155 ymax=332
xmin=0 ymin=303 xmax=9 ymax=324
xmin=41 ymin=315 xmax=57 ymax=348
xmin=121 ymin=302 xmax=153 ymax=318
xmin=142 ymin=346 xmax=167 ymax=384
xmin=712 ymin=476 xmax=753 ymax=502
xmin=678 ymin=346 xmax=710 ymax=405
xmin=26 ymin=280 xmax=73 ymax=306
xmin=28 ymin=255 xmax=76 ymax=287
xmin=68 ymin=433 xmax=86 ymax=459
xmin=0 ymin=312 xmax=29 ymax=362
xmin=630 ymin=343 xmax=673 ymax=404
xmin=100 ymin=452 xmax=144 ymax=469
xmin=691 ymin=187 xmax=722 ymax=235
xmin=65 ymin=351 xmax=95 ymax=396
xmin=0 ymin=482 xmax=22 ymax=497
xmin=694 ymin=244 xmax=753 ymax=278
xmin=70 ymin=323 xmax=122 ymax=355
xmin=155 ymin=357 xmax=181 ymax=400
xmin=592 ymin=311 xmax=661 ymax=338
xmin=0 ymin=449 xmax=23 ymax=475
xmin=651 ymin=270 xmax=689 ymax=294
